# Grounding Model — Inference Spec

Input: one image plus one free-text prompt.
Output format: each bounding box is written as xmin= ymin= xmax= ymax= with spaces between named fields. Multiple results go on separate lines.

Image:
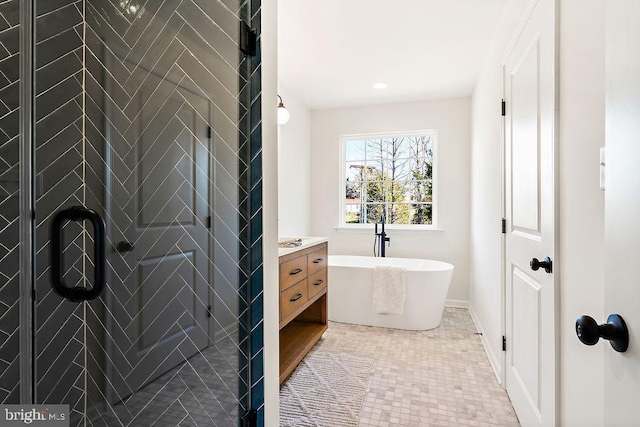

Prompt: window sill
xmin=333 ymin=226 xmax=445 ymax=235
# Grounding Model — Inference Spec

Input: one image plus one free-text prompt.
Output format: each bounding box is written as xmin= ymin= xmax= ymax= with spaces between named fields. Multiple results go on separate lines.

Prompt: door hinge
xmin=207 ymin=305 xmax=212 ymax=318
xmin=206 ymin=216 xmax=211 ymax=229
xmin=502 ymin=335 xmax=506 ymax=352
xmin=241 ymin=409 xmax=257 ymax=427
xmin=501 ymin=99 xmax=506 ymax=116
xmin=240 ymin=22 xmax=257 ymax=57
xmin=207 ymin=126 xmax=212 ymax=139
xmin=502 ymin=218 xmax=506 ymax=234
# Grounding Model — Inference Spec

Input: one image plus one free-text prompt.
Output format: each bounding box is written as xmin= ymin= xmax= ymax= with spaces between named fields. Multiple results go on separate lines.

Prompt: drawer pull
xmin=313 ymin=279 xmax=324 ymax=286
xmin=290 ymin=268 xmax=303 ymax=275
xmin=290 ymin=293 xmax=303 ymax=302
xmin=313 ymin=258 xmax=324 ymax=264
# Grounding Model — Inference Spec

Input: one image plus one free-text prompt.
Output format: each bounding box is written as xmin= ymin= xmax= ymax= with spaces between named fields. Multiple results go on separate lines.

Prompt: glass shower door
xmin=28 ymin=0 xmax=263 ymax=425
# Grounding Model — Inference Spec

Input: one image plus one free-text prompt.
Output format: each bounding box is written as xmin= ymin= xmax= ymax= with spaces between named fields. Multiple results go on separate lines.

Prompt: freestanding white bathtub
xmin=328 ymin=255 xmax=454 ymax=330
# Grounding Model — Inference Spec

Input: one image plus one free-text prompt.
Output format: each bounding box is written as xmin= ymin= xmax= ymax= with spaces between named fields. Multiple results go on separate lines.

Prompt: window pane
xmin=389 ymin=157 xmax=413 ymax=181
xmin=409 ymin=135 xmax=434 ymax=180
xmin=365 ymin=204 xmax=385 ymax=224
xmin=409 ymin=135 xmax=434 ymax=157
xmin=345 ymin=180 xmax=362 ymax=200
xmin=346 ymin=162 xmax=366 ymax=182
xmin=380 ymin=156 xmax=413 ymax=183
xmin=409 ymin=180 xmax=433 ymax=202
xmin=365 ymin=138 xmax=385 ymax=161
xmin=345 ymin=204 xmax=362 ymax=224
xmin=388 ymin=204 xmax=411 ymax=225
xmin=366 ymin=158 xmax=385 ymax=180
xmin=363 ymin=180 xmax=413 ymax=204
xmin=367 ymin=137 xmax=414 ymax=181
xmin=385 ymin=180 xmax=410 ymax=204
xmin=364 ymin=181 xmax=386 ymax=203
xmin=345 ymin=140 xmax=365 ymax=161
xmin=391 ymin=136 xmax=412 ymax=159
xmin=410 ymin=203 xmax=432 ymax=225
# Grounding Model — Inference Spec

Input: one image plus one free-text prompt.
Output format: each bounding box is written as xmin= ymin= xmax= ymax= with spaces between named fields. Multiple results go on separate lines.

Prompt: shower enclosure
xmin=0 ymin=0 xmax=264 ymax=425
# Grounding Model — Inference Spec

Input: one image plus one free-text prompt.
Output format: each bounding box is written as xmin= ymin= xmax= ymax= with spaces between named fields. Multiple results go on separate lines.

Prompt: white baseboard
xmin=467 ymin=303 xmax=503 ymax=385
xmin=445 ymin=299 xmax=469 ymax=308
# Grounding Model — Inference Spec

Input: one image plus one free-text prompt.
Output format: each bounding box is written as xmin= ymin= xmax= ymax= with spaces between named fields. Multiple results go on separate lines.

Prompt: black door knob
xmin=530 ymin=256 xmax=552 ymax=273
xmin=575 ymin=314 xmax=629 ymax=353
xmin=116 ymin=241 xmax=135 ymax=253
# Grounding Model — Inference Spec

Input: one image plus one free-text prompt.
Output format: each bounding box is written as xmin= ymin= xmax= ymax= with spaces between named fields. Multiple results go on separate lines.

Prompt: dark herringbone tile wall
xmin=0 ymin=0 xmax=264 ymax=425
xmin=34 ymin=2 xmax=86 ymax=422
xmin=0 ymin=0 xmax=21 ymax=405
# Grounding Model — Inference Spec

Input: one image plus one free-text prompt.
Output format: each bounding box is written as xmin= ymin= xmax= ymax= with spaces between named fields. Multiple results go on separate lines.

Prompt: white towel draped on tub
xmin=372 ymin=265 xmax=408 ymax=315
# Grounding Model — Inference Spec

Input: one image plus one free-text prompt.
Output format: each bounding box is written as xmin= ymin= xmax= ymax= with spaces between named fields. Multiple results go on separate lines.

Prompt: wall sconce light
xmin=277 ymin=95 xmax=290 ymax=125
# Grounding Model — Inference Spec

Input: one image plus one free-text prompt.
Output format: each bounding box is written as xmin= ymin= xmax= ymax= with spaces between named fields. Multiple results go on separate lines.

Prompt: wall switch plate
xmin=600 ymin=146 xmax=606 ymax=191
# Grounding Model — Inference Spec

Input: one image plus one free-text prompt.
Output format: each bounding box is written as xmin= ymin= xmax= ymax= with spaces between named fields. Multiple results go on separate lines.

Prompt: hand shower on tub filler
xmin=374 ymin=213 xmax=391 ymax=257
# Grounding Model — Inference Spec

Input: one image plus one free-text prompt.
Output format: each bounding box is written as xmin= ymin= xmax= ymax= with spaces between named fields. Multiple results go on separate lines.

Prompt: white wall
xmin=310 ymin=98 xmax=471 ymax=302
xmin=469 ymin=0 xmax=534 ymax=381
xmin=470 ymin=0 xmax=606 ymax=424
xmin=277 ymin=87 xmax=312 ymax=237
xmin=559 ymin=0 xmax=605 ymax=425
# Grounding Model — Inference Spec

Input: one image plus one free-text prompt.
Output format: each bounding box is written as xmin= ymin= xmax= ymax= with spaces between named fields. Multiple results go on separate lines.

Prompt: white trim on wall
xmin=468 ymin=303 xmax=503 ymax=384
xmin=444 ymin=299 xmax=469 ymax=309
xmin=262 ymin=0 xmax=279 ymax=423
xmin=444 ymin=300 xmax=503 ymax=384
xmin=499 ymin=66 xmax=508 ymax=388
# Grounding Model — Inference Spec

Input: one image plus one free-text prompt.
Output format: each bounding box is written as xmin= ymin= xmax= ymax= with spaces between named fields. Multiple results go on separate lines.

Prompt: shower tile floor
xmin=86 ymin=334 xmax=241 ymax=427
xmin=312 ymin=307 xmax=520 ymax=427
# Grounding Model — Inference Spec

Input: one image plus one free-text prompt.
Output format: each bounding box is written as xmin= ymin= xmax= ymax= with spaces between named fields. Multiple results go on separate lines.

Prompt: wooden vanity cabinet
xmin=279 ymin=242 xmax=328 ymax=384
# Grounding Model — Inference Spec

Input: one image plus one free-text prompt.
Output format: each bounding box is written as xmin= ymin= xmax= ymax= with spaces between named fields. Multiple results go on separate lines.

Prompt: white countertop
xmin=278 ymin=237 xmax=328 ymax=257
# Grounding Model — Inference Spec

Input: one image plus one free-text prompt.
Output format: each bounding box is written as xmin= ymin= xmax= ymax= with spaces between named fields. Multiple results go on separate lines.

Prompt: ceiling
xmin=278 ymin=0 xmax=507 ymax=109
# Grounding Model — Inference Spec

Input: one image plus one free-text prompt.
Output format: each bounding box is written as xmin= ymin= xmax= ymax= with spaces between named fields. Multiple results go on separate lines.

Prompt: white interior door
xmin=503 ymin=0 xmax=557 ymax=425
xmin=603 ymin=0 xmax=640 ymax=423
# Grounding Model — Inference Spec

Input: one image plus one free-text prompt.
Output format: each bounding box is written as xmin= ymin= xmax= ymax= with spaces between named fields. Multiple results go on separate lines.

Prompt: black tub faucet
xmin=374 ymin=213 xmax=391 ymax=257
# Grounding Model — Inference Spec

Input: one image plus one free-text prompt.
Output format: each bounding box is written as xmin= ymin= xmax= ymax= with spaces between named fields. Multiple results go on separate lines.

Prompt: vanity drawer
xmin=280 ymin=280 xmax=308 ymax=321
xmin=307 ymin=245 xmax=328 ymax=275
xmin=280 ymin=255 xmax=308 ymax=291
xmin=307 ymin=269 xmax=327 ymax=300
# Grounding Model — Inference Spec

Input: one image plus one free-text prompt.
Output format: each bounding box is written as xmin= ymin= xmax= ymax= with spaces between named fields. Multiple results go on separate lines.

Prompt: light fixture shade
xmin=277 ymin=104 xmax=290 ymax=125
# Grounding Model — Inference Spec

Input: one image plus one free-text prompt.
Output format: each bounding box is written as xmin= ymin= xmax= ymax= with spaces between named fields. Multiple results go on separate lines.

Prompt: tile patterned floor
xmin=310 ymin=307 xmax=520 ymax=427
xmin=87 ymin=335 xmax=242 ymax=427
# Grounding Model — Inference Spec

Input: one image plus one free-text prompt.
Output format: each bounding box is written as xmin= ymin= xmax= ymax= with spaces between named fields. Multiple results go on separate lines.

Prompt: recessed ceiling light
xmin=372 ymin=82 xmax=387 ymax=90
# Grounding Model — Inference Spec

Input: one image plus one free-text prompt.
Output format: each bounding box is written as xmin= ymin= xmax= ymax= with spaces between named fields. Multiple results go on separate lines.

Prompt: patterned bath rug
xmin=280 ymin=351 xmax=374 ymax=427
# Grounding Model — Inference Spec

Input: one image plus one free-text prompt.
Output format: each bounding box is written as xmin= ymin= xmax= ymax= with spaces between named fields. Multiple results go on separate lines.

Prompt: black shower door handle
xmin=51 ymin=206 xmax=106 ymax=302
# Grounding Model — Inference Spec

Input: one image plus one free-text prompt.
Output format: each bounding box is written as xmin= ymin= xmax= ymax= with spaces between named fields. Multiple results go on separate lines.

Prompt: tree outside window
xmin=344 ymin=133 xmax=435 ymax=226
